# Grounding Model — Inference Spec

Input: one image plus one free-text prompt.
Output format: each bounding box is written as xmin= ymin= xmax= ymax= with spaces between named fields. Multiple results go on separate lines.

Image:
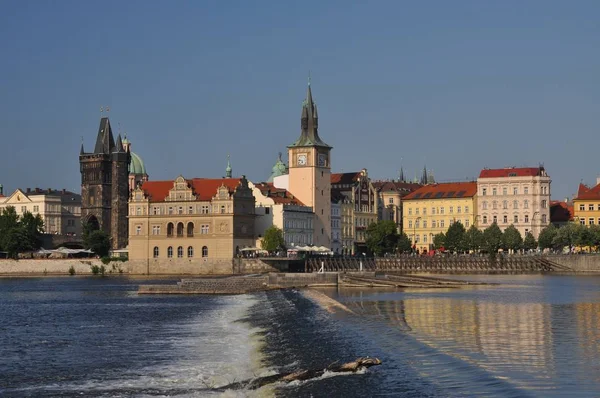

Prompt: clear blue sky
xmin=1 ymin=0 xmax=598 ymax=200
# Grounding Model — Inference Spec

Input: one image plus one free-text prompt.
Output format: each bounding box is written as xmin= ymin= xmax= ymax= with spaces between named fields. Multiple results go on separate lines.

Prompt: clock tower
xmin=288 ymin=80 xmax=332 ymax=248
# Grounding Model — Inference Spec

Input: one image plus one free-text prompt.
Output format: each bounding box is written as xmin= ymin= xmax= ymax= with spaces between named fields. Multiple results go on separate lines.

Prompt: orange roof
xmin=331 ymin=172 xmax=361 ymax=184
xmin=141 ymin=178 xmax=242 ymax=202
xmin=254 ymin=182 xmax=305 ymax=206
xmin=479 ymin=167 xmax=545 ymax=178
xmin=575 ymin=183 xmax=600 ymax=201
xmin=550 ymin=201 xmax=574 ymax=223
xmin=372 ymin=180 xmax=422 ymax=194
xmin=403 ymin=182 xmax=477 ymax=201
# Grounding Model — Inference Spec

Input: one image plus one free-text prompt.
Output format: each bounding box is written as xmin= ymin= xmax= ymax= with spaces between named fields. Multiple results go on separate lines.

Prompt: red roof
xmin=575 ymin=183 xmax=600 ymax=201
xmin=479 ymin=167 xmax=545 ymax=179
xmin=141 ymin=178 xmax=242 ymax=202
xmin=331 ymin=172 xmax=361 ymax=184
xmin=372 ymin=180 xmax=422 ymax=195
xmin=403 ymin=182 xmax=477 ymax=201
xmin=254 ymin=183 xmax=305 ymax=206
xmin=550 ymin=201 xmax=574 ymax=223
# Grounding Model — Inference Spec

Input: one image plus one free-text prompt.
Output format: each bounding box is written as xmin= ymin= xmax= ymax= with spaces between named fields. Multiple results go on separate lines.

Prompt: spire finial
xmin=278 ymin=151 xmax=282 ymax=161
xmin=308 ymin=70 xmax=311 ymax=86
xmin=225 ymin=154 xmax=232 ymax=178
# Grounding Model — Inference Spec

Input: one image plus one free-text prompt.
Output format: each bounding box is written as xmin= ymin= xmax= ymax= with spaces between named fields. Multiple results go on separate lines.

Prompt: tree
xmin=261 ymin=226 xmax=285 ymax=253
xmin=0 ymin=207 xmax=45 ymax=258
xmin=589 ymin=224 xmax=600 ymax=252
xmin=365 ymin=220 xmax=399 ymax=256
xmin=483 ymin=222 xmax=503 ymax=256
xmin=444 ymin=222 xmax=466 ymax=252
xmin=463 ymin=225 xmax=484 ymax=253
xmin=397 ymin=233 xmax=412 ymax=253
xmin=538 ymin=224 xmax=557 ymax=250
xmin=575 ymin=224 xmax=594 ymax=251
xmin=87 ymin=230 xmax=111 ymax=257
xmin=552 ymin=222 xmax=580 ymax=251
xmin=502 ymin=225 xmax=523 ymax=253
xmin=82 ymin=220 xmax=99 ymax=249
xmin=20 ymin=211 xmax=44 ymax=251
xmin=523 ymin=232 xmax=537 ymax=251
xmin=433 ymin=233 xmax=446 ymax=250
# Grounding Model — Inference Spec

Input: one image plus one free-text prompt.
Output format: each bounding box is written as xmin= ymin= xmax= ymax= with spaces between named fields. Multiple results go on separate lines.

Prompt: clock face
xmin=318 ymin=153 xmax=327 ymax=167
xmin=297 ymin=154 xmax=307 ymax=166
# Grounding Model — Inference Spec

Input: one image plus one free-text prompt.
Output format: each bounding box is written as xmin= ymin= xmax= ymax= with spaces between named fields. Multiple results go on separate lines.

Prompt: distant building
xmin=550 ymin=200 xmax=574 ymax=228
xmin=477 ymin=166 xmax=551 ymax=239
xmin=121 ymin=135 xmax=149 ymax=192
xmin=250 ymin=182 xmax=314 ymax=248
xmin=331 ymin=193 xmax=343 ymax=254
xmin=0 ymin=187 xmax=81 ymax=235
xmin=128 ymin=176 xmax=256 ymax=261
xmin=79 ymin=117 xmax=130 ymax=249
xmin=373 ymin=180 xmax=422 ymax=233
xmin=403 ymin=182 xmax=478 ymax=253
xmin=573 ymin=178 xmax=600 ymax=226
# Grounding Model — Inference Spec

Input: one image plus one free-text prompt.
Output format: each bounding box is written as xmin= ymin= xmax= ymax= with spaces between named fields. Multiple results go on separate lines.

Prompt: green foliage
xmin=552 ymin=222 xmax=580 ymax=251
xmin=397 ymin=232 xmax=412 ymax=253
xmin=87 ymin=230 xmax=111 ymax=257
xmin=502 ymin=225 xmax=523 ymax=252
xmin=91 ymin=265 xmax=100 ymax=275
xmin=0 ymin=207 xmax=45 ymax=258
xmin=261 ymin=226 xmax=285 ymax=252
xmin=68 ymin=265 xmax=76 ymax=275
xmin=483 ymin=222 xmax=503 ymax=256
xmin=433 ymin=233 xmax=446 ymax=250
xmin=589 ymin=225 xmax=600 ymax=251
xmin=365 ymin=220 xmax=400 ymax=256
xmin=463 ymin=225 xmax=484 ymax=252
xmin=444 ymin=222 xmax=466 ymax=252
xmin=523 ymin=232 xmax=537 ymax=251
xmin=101 ymin=256 xmax=127 ymax=265
xmin=538 ymin=224 xmax=557 ymax=250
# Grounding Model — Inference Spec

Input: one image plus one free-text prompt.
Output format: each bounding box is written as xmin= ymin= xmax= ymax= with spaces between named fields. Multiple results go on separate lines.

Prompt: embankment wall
xmin=547 ymin=255 xmax=600 ymax=272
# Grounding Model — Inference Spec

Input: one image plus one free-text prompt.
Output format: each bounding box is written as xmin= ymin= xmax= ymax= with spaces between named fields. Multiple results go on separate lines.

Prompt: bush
xmin=91 ymin=265 xmax=100 ymax=275
xmin=68 ymin=265 xmax=76 ymax=275
xmin=101 ymin=256 xmax=128 ymax=264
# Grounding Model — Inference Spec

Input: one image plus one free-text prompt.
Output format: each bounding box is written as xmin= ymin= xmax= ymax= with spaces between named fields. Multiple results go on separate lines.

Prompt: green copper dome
xmin=267 ymin=153 xmax=288 ymax=182
xmin=129 ymin=152 xmax=147 ymax=175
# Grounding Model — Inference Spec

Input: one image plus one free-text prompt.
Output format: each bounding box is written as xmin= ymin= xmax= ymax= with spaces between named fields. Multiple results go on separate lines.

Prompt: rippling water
xmin=1 ymin=275 xmax=599 ymax=397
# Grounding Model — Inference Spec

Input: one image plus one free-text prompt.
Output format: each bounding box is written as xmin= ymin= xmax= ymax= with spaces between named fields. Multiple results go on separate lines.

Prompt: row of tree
xmin=0 ymin=206 xmax=45 ymax=258
xmin=538 ymin=222 xmax=600 ymax=252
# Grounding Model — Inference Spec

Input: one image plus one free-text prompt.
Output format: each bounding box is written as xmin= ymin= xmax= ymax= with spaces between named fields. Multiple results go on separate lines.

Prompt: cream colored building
xmin=477 ymin=167 xmax=551 ymax=238
xmin=373 ymin=180 xmax=422 ymax=233
xmin=250 ymin=182 xmax=314 ymax=248
xmin=403 ymin=182 xmax=478 ymax=253
xmin=0 ymin=187 xmax=81 ymax=235
xmin=331 ymin=196 xmax=342 ymax=254
xmin=128 ymin=176 xmax=255 ymax=261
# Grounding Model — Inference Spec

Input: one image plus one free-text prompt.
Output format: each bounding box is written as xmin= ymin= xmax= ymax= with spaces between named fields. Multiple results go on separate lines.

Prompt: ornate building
xmin=121 ymin=135 xmax=149 ymax=192
xmin=373 ymin=180 xmax=422 ymax=233
xmin=573 ymin=178 xmax=600 ymax=227
xmin=287 ymin=81 xmax=332 ymax=248
xmin=128 ymin=176 xmax=255 ymax=261
xmin=79 ymin=117 xmax=130 ymax=249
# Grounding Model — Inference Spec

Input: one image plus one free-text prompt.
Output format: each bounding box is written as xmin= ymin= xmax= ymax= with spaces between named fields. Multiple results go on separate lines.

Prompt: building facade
xmin=550 ymin=200 xmax=574 ymax=228
xmin=403 ymin=182 xmax=478 ymax=253
xmin=373 ymin=180 xmax=422 ymax=233
xmin=331 ymin=169 xmax=378 ymax=254
xmin=477 ymin=167 xmax=551 ymax=238
xmin=287 ymin=82 xmax=332 ymax=248
xmin=331 ymin=195 xmax=342 ymax=254
xmin=250 ymin=182 xmax=314 ymax=248
xmin=79 ymin=117 xmax=130 ymax=249
xmin=0 ymin=188 xmax=82 ymax=235
xmin=128 ymin=176 xmax=255 ymax=261
xmin=573 ymin=179 xmax=600 ymax=226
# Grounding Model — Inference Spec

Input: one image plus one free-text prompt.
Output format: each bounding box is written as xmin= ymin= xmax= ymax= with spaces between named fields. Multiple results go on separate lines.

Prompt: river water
xmin=0 ymin=275 xmax=599 ymax=397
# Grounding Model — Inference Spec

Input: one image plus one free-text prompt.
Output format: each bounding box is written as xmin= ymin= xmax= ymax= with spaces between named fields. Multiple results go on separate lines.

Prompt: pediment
xmin=4 ymin=189 xmax=33 ymax=204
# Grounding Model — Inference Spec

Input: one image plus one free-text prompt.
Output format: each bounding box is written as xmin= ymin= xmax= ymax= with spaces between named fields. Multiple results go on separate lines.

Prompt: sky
xmin=1 ymin=0 xmax=598 ymax=200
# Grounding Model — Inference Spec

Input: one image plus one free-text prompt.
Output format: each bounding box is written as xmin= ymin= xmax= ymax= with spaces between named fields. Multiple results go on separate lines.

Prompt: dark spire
xmin=225 ymin=155 xmax=232 ymax=178
xmin=80 ymin=142 xmax=85 ymax=155
xmin=93 ymin=117 xmax=116 ymax=154
xmin=399 ymin=167 xmax=405 ymax=183
xmin=420 ymin=165 xmax=428 ymax=185
xmin=288 ymin=77 xmax=331 ymax=149
xmin=115 ymin=134 xmax=123 ymax=153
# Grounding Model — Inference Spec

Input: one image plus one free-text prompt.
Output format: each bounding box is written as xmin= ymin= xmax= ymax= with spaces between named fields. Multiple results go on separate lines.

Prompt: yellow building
xmin=573 ymin=181 xmax=600 ymax=226
xmin=402 ymin=182 xmax=478 ymax=253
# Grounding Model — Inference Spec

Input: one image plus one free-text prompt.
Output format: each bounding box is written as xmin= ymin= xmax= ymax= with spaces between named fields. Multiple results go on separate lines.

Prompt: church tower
xmin=80 ymin=117 xmax=131 ymax=249
xmin=287 ymin=80 xmax=332 ymax=248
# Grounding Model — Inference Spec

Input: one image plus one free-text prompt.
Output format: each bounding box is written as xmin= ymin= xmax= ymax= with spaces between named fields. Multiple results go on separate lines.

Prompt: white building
xmin=477 ymin=166 xmax=551 ymax=239
xmin=250 ymin=182 xmax=314 ymax=248
xmin=0 ymin=187 xmax=81 ymax=235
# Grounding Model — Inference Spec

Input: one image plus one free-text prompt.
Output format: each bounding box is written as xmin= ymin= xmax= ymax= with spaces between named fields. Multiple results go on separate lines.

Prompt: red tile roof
xmin=331 ymin=172 xmax=361 ymax=184
xmin=403 ymin=182 xmax=477 ymax=201
xmin=254 ymin=182 xmax=305 ymax=206
xmin=550 ymin=201 xmax=574 ymax=223
xmin=372 ymin=180 xmax=422 ymax=195
xmin=575 ymin=183 xmax=600 ymax=200
xmin=141 ymin=178 xmax=243 ymax=202
xmin=479 ymin=167 xmax=546 ymax=178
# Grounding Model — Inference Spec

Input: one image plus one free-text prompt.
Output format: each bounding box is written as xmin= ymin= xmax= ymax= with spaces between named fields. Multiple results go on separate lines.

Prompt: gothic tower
xmin=80 ymin=117 xmax=131 ymax=249
xmin=287 ymin=80 xmax=332 ymax=248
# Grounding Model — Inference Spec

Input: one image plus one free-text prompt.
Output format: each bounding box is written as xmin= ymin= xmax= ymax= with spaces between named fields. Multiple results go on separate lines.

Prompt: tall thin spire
xmin=80 ymin=136 xmax=85 ymax=155
xmin=420 ymin=165 xmax=428 ymax=185
xmin=225 ymin=154 xmax=232 ymax=178
xmin=288 ymin=77 xmax=330 ymax=148
xmin=399 ymin=167 xmax=405 ymax=183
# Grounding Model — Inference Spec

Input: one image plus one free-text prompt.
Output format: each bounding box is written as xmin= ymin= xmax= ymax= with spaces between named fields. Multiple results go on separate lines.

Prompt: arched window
xmin=202 ymin=246 xmax=208 ymax=257
xmin=177 ymin=222 xmax=184 ymax=237
xmin=187 ymin=222 xmax=194 ymax=237
xmin=153 ymin=247 xmax=159 ymax=258
xmin=167 ymin=246 xmax=173 ymax=258
xmin=177 ymin=246 xmax=183 ymax=258
xmin=167 ymin=223 xmax=174 ymax=237
xmin=187 ymin=246 xmax=194 ymax=257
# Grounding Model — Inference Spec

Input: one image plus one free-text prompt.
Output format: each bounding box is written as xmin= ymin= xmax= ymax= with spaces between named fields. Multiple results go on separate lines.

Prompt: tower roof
xmin=288 ymin=80 xmax=331 ymax=149
xmin=130 ymin=152 xmax=147 ymax=175
xmin=225 ymin=155 xmax=232 ymax=178
xmin=267 ymin=152 xmax=288 ymax=182
xmin=93 ymin=117 xmax=116 ymax=154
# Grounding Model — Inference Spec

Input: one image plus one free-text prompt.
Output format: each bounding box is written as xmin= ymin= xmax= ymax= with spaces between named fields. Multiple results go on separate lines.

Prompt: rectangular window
xmin=465 ymin=206 xmax=469 ymax=213
xmin=423 ymin=234 xmax=427 ymax=243
xmin=589 ymin=218 xmax=594 ymax=225
xmin=423 ymin=220 xmax=427 ymax=228
xmin=449 ymin=206 xmax=454 ymax=214
xmin=513 ymin=187 xmax=518 ymax=195
xmin=579 ymin=204 xmax=585 ymax=211
xmin=432 ymin=220 xmax=436 ymax=228
xmin=457 ymin=206 xmax=461 ymax=214
xmin=524 ymin=201 xmax=529 ymax=209
xmin=483 ymin=202 xmax=488 ymax=210
xmin=188 ymin=206 xmax=193 ymax=214
xmin=493 ymin=215 xmax=497 ymax=223
xmin=483 ymin=215 xmax=487 ymax=224
xmin=440 ymin=207 xmax=445 ymax=214
xmin=136 ymin=226 xmax=141 ymax=235
xmin=21 ymin=206 xmax=26 ymax=213
xmin=440 ymin=220 xmax=445 ymax=228
xmin=415 ymin=208 xmax=419 ymax=215
xmin=168 ymin=207 xmax=173 ymax=215
xmin=431 ymin=207 xmax=436 ymax=215
xmin=201 ymin=224 xmax=209 ymax=234
xmin=178 ymin=207 xmax=183 ymax=215
xmin=514 ymin=215 xmax=518 ymax=223
xmin=525 ymin=215 xmax=529 ymax=223
xmin=492 ymin=188 xmax=497 ymax=196
xmin=423 ymin=208 xmax=427 ymax=215
xmin=542 ymin=200 xmax=547 ymax=209
xmin=33 ymin=205 xmax=39 ymax=213
xmin=503 ymin=187 xmax=507 ymax=195
xmin=388 ymin=198 xmax=394 ymax=204
xmin=524 ymin=187 xmax=529 ymax=194
xmin=482 ymin=188 xmax=487 ymax=196
xmin=136 ymin=207 xmax=141 ymax=215
xmin=220 ymin=205 xmax=226 ymax=214
xmin=465 ymin=219 xmax=470 ymax=227
xmin=503 ymin=215 xmax=508 ymax=224
xmin=201 ymin=205 xmax=209 ymax=214
xmin=408 ymin=208 xmax=412 ymax=215
xmin=580 ymin=219 xmax=585 ymax=225
xmin=153 ymin=207 xmax=159 ymax=215
xmin=589 ymin=204 xmax=595 ymax=211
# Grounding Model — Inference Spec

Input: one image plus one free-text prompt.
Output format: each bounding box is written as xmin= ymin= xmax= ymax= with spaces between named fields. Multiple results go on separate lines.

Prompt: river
xmin=0 ymin=274 xmax=599 ymax=397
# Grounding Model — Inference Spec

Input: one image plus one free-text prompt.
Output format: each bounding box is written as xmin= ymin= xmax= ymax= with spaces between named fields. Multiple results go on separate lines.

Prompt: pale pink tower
xmin=121 ymin=135 xmax=149 ymax=192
